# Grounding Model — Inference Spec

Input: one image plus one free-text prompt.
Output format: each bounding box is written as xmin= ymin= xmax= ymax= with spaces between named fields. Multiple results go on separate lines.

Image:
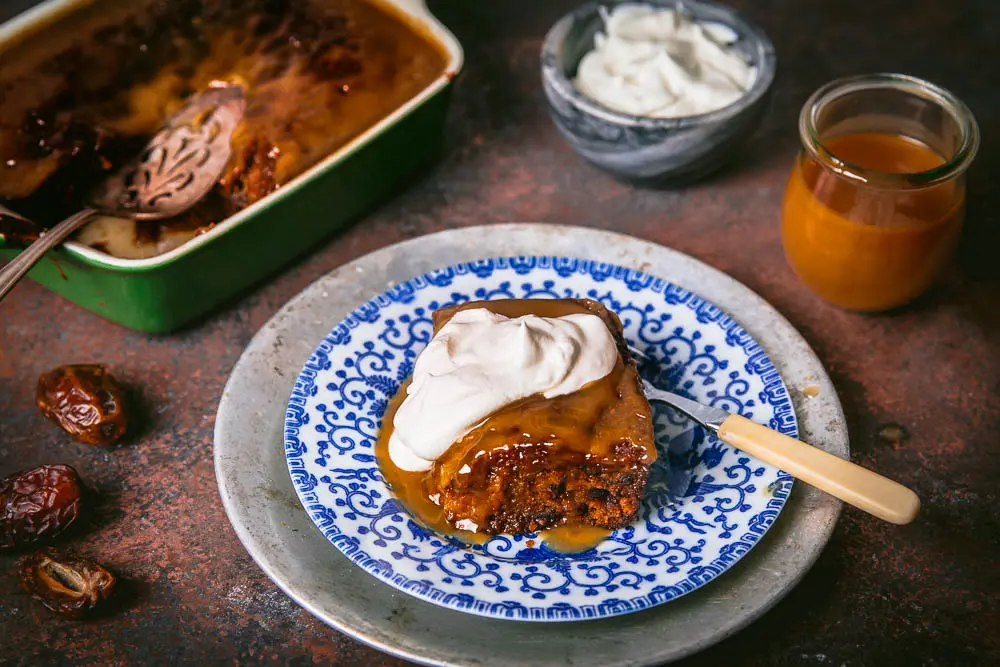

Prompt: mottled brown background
xmin=1 ymin=0 xmax=998 ymax=665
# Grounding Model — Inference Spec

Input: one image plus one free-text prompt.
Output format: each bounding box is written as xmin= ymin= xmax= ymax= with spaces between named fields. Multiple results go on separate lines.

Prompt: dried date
xmin=0 ymin=464 xmax=82 ymax=550
xmin=19 ymin=550 xmax=116 ymax=618
xmin=37 ymin=364 xmax=129 ymax=445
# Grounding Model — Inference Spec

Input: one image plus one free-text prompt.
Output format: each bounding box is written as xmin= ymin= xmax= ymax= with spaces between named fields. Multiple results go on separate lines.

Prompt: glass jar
xmin=781 ymin=73 xmax=979 ymax=311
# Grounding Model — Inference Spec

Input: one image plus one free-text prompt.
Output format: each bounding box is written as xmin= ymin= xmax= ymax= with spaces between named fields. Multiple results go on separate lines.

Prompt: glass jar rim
xmin=800 ymin=73 xmax=980 ymax=188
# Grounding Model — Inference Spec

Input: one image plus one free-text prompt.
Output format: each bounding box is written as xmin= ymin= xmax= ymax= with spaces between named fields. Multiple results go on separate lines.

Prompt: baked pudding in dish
xmin=375 ymin=298 xmax=656 ymax=543
xmin=0 ymin=0 xmax=447 ymax=258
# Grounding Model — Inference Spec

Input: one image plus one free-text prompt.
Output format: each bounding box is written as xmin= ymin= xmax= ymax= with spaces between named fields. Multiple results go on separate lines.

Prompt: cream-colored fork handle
xmin=718 ymin=414 xmax=920 ymax=525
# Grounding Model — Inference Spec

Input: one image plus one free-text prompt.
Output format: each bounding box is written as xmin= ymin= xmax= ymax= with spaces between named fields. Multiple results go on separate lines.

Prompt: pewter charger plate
xmin=214 ymin=224 xmax=847 ymax=665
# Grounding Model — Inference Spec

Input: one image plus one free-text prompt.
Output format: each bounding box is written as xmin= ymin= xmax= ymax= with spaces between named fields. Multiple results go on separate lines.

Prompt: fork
xmin=632 ymin=349 xmax=920 ymax=525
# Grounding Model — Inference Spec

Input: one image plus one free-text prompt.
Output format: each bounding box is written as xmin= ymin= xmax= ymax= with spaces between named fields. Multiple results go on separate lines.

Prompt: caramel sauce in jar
xmin=781 ymin=75 xmax=979 ymax=311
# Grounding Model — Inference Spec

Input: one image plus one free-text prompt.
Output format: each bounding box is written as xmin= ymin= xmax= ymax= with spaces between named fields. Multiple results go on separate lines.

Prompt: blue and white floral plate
xmin=284 ymin=257 xmax=795 ymax=622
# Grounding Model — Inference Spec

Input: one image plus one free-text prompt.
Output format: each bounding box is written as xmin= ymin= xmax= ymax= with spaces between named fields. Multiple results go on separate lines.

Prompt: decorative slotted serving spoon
xmin=0 ymin=83 xmax=245 ymax=302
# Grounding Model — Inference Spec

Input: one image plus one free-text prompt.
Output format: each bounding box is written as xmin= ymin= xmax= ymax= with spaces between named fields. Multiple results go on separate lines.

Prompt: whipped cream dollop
xmin=574 ymin=4 xmax=755 ymax=118
xmin=388 ymin=308 xmax=618 ymax=472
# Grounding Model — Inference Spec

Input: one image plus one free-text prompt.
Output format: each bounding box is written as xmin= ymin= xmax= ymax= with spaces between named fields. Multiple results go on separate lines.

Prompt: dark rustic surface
xmin=1 ymin=0 xmax=998 ymax=665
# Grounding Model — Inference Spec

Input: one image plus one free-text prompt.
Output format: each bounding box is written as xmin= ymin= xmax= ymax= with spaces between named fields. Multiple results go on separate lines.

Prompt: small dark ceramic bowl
xmin=541 ymin=0 xmax=776 ymax=183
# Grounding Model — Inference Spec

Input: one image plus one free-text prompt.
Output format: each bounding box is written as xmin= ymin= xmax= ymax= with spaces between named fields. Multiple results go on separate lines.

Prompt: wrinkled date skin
xmin=0 ymin=464 xmax=82 ymax=550
xmin=37 ymin=364 xmax=129 ymax=445
xmin=19 ymin=550 xmax=116 ymax=618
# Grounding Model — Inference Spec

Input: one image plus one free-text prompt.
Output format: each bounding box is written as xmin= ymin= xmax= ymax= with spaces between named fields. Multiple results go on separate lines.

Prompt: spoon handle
xmin=0 ymin=208 xmax=98 ymax=302
xmin=717 ymin=414 xmax=921 ymax=524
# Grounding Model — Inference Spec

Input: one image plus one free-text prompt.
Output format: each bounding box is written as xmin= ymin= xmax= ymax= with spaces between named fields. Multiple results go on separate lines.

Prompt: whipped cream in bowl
xmin=575 ymin=4 xmax=755 ymax=118
xmin=540 ymin=0 xmax=776 ymax=181
xmin=387 ymin=307 xmax=618 ymax=472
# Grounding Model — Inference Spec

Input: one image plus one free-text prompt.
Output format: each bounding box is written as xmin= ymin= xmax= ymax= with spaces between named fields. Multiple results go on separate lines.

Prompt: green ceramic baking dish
xmin=0 ymin=0 xmax=463 ymax=333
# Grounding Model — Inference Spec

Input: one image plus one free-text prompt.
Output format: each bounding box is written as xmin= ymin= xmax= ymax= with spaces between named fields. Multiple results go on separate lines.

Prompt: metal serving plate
xmin=215 ymin=224 xmax=847 ymax=666
xmin=0 ymin=0 xmax=463 ymax=333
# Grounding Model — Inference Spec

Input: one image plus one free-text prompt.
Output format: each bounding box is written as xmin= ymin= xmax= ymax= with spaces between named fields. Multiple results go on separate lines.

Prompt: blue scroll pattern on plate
xmin=284 ymin=257 xmax=795 ymax=621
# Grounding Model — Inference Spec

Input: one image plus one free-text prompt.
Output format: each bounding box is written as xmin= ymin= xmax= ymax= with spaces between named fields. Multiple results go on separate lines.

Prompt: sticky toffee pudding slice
xmin=376 ymin=298 xmax=656 ymax=541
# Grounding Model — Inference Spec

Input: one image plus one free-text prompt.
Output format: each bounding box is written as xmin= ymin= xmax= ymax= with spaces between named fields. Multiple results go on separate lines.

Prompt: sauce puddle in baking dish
xmin=0 ymin=0 xmax=448 ymax=258
xmin=374 ymin=299 xmax=655 ymax=554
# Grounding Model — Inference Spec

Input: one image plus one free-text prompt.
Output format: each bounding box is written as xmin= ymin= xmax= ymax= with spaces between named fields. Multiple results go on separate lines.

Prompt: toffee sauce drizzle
xmin=375 ymin=299 xmax=655 ymax=553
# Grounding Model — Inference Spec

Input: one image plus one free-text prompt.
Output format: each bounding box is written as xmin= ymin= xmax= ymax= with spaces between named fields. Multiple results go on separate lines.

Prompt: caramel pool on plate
xmin=781 ymin=74 xmax=979 ymax=312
